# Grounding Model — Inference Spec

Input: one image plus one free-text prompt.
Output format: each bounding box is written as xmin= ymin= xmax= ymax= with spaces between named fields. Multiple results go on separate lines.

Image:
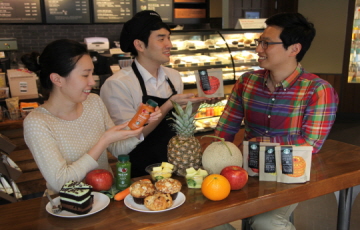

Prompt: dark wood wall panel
xmin=251 ymin=0 xmax=261 ymax=9
xmin=242 ymin=0 xmax=252 ymax=8
xmin=339 ymin=83 xmax=360 ymax=114
xmin=316 ymin=74 xmax=342 ymax=96
xmin=228 ymin=0 xmax=297 ymax=28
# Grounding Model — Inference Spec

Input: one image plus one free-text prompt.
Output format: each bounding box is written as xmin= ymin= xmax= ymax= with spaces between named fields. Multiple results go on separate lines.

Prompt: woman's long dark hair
xmin=21 ymin=39 xmax=88 ymax=93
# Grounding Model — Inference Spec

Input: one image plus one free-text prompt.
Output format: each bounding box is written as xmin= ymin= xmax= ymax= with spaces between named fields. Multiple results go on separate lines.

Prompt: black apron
xmin=129 ymin=62 xmax=177 ymax=178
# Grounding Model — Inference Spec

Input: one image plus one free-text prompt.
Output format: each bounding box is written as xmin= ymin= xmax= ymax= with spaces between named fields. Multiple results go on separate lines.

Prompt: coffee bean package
xmin=195 ymin=68 xmax=224 ymax=98
xmin=275 ymin=146 xmax=313 ymax=183
xmin=243 ymin=141 xmax=279 ymax=177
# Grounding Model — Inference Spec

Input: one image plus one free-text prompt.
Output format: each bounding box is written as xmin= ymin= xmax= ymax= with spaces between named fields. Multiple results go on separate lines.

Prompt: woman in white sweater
xmin=22 ymin=39 xmax=160 ymax=194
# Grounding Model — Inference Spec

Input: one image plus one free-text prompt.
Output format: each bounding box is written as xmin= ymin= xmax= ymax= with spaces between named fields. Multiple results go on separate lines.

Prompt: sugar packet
xmin=275 ymin=146 xmax=313 ymax=183
xmin=243 ymin=141 xmax=279 ymax=177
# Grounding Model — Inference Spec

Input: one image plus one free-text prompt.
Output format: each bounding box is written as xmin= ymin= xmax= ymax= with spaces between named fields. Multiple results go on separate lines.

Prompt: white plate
xmin=124 ymin=192 xmax=186 ymax=213
xmin=46 ymin=192 xmax=110 ymax=218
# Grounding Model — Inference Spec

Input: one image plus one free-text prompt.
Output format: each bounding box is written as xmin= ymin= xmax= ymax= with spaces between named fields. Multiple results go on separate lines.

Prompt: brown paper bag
xmin=243 ymin=141 xmax=279 ymax=177
xmin=195 ymin=68 xmax=224 ymax=98
xmin=275 ymin=146 xmax=313 ymax=183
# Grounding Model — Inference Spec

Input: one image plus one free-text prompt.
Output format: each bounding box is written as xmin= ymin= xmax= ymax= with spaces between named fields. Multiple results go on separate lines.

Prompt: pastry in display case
xmin=348 ymin=0 xmax=360 ymax=83
xmin=165 ymin=29 xmax=262 ymax=132
xmin=167 ymin=29 xmax=263 ymax=88
xmin=194 ymin=100 xmax=226 ymax=132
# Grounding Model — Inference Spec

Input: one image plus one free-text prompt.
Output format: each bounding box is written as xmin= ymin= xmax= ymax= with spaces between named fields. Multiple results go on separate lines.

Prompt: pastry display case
xmin=194 ymin=99 xmax=226 ymax=133
xmin=166 ymin=29 xmax=263 ymax=88
xmin=348 ymin=0 xmax=360 ymax=83
xmin=165 ymin=29 xmax=263 ymax=132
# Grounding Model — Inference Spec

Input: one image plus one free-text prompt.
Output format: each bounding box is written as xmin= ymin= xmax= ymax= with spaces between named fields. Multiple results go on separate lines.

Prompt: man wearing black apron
xmin=129 ymin=61 xmax=178 ymax=177
xmin=100 ymin=10 xmax=207 ymax=178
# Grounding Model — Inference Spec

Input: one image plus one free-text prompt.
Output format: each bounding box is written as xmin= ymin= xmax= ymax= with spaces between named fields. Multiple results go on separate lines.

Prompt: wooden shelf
xmin=0 ymin=119 xmax=23 ymax=131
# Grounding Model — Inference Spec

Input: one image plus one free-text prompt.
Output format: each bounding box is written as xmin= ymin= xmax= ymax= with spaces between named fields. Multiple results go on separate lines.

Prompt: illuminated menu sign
xmin=136 ymin=0 xmax=173 ymax=23
xmin=93 ymin=0 xmax=133 ymax=23
xmin=44 ymin=0 xmax=90 ymax=24
xmin=0 ymin=0 xmax=42 ymax=23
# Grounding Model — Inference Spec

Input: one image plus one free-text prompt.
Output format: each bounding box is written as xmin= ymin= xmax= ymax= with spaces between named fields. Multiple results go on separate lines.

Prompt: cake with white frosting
xmin=59 ymin=180 xmax=93 ymax=215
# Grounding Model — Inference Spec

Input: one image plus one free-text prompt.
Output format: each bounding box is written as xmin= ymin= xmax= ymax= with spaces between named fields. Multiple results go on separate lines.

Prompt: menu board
xmin=0 ymin=0 xmax=42 ymax=23
xmin=136 ymin=0 xmax=173 ymax=23
xmin=44 ymin=0 xmax=90 ymax=24
xmin=93 ymin=0 xmax=133 ymax=23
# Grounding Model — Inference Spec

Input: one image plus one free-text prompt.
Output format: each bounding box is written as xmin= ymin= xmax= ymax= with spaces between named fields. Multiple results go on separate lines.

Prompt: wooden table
xmin=1 ymin=139 xmax=360 ymax=230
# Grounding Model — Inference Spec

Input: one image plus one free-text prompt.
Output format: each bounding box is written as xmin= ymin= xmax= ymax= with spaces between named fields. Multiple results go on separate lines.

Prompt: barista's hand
xmin=102 ymin=122 xmax=144 ymax=144
xmin=204 ymin=97 xmax=225 ymax=104
xmin=170 ymin=93 xmax=207 ymax=107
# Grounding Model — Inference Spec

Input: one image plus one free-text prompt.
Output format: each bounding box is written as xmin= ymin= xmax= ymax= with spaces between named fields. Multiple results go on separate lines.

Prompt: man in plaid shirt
xmin=214 ymin=13 xmax=338 ymax=230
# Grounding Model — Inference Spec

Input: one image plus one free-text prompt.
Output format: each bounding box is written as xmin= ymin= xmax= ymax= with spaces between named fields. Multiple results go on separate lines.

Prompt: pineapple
xmin=167 ymin=101 xmax=202 ymax=176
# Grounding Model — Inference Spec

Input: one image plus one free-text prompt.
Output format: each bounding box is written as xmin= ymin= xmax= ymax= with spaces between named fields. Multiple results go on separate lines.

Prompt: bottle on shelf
xmin=354 ymin=26 xmax=360 ymax=41
xmin=349 ymin=62 xmax=357 ymax=83
xmin=355 ymin=7 xmax=360 ymax=20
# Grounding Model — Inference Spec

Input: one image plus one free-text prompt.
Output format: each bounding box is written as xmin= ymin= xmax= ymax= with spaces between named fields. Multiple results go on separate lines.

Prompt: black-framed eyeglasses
xmin=254 ymin=39 xmax=283 ymax=49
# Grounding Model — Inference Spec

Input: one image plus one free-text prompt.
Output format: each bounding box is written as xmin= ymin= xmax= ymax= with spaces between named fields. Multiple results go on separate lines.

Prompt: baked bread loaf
xmin=155 ymin=178 xmax=182 ymax=200
xmin=144 ymin=192 xmax=173 ymax=211
xmin=130 ymin=180 xmax=155 ymax=204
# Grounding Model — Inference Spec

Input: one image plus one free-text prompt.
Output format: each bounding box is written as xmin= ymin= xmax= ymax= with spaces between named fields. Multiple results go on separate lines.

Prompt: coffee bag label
xmin=195 ymin=68 xmax=224 ymax=98
xmin=264 ymin=146 xmax=276 ymax=173
xmin=281 ymin=146 xmax=293 ymax=174
xmin=198 ymin=70 xmax=211 ymax=91
xmin=248 ymin=142 xmax=260 ymax=170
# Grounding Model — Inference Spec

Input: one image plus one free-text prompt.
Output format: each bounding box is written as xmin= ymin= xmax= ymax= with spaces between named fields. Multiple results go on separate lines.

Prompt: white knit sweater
xmin=24 ymin=94 xmax=141 ymax=194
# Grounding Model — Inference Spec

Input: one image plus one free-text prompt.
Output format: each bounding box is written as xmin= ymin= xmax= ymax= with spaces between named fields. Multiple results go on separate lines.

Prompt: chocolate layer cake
xmin=59 ymin=181 xmax=94 ymax=215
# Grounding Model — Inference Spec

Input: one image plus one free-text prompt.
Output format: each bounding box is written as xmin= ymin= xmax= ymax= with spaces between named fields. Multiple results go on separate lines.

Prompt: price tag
xmin=281 ymin=146 xmax=293 ymax=174
xmin=235 ymin=19 xmax=266 ymax=29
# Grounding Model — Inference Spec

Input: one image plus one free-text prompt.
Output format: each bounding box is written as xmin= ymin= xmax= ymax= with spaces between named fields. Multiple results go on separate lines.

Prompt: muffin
xmin=155 ymin=178 xmax=182 ymax=200
xmin=144 ymin=192 xmax=173 ymax=211
xmin=130 ymin=180 xmax=155 ymax=204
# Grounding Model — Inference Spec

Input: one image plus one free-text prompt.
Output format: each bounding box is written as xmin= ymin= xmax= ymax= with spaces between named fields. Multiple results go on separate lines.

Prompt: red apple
xmin=220 ymin=166 xmax=248 ymax=190
xmin=85 ymin=169 xmax=113 ymax=191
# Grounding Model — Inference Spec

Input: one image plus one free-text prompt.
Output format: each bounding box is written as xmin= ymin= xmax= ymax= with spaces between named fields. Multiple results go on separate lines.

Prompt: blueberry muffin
xmin=130 ymin=180 xmax=155 ymax=204
xmin=144 ymin=192 xmax=173 ymax=211
xmin=155 ymin=178 xmax=182 ymax=200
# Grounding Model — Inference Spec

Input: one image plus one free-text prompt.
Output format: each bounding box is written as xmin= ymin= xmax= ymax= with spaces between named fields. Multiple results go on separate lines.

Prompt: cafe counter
xmin=0 ymin=139 xmax=359 ymax=230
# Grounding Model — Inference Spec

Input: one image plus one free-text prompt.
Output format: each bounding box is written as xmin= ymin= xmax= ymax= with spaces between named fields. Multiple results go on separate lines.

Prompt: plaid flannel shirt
xmin=214 ymin=64 xmax=339 ymax=153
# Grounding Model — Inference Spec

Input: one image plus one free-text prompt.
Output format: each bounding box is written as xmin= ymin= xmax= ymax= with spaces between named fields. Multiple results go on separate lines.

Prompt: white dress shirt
xmin=100 ymin=59 xmax=184 ymax=125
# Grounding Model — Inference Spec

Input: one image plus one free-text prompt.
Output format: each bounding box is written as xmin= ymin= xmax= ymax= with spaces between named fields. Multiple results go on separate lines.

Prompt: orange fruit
xmin=201 ymin=174 xmax=231 ymax=201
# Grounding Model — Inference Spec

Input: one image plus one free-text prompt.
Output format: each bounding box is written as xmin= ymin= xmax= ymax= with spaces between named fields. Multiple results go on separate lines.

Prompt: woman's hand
xmin=89 ymin=122 xmax=143 ymax=161
xmin=102 ymin=122 xmax=144 ymax=145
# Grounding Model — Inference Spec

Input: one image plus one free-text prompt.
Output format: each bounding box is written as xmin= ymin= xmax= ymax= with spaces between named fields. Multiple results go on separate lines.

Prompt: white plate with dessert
xmin=124 ymin=192 xmax=186 ymax=213
xmin=45 ymin=192 xmax=110 ymax=218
